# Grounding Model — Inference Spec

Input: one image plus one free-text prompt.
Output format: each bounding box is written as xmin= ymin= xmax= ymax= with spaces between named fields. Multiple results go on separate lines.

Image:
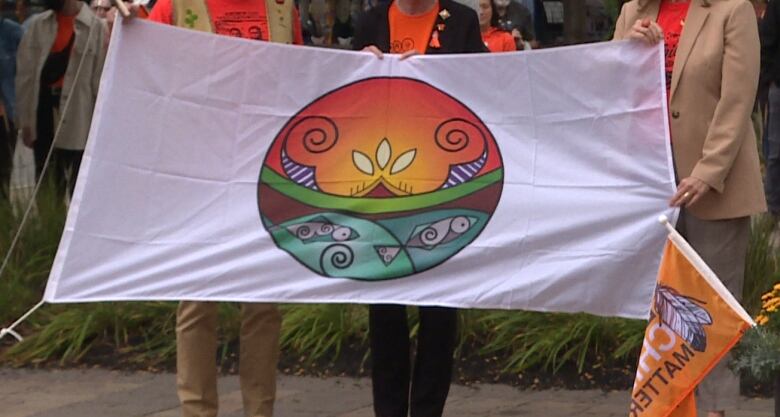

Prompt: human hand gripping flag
xmin=628 ymin=216 xmax=755 ymax=417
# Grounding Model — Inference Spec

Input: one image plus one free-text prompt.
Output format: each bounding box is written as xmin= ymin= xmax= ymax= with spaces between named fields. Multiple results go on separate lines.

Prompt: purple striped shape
xmin=281 ymin=151 xmax=319 ymax=191
xmin=442 ymin=152 xmax=487 ymax=189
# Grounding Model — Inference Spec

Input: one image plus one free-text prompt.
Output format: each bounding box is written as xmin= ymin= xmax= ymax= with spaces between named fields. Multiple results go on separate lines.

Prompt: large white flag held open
xmin=44 ymin=20 xmax=676 ymax=319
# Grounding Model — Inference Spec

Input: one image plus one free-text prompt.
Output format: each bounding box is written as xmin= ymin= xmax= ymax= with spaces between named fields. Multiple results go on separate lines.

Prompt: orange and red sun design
xmin=263 ymin=77 xmax=502 ymax=197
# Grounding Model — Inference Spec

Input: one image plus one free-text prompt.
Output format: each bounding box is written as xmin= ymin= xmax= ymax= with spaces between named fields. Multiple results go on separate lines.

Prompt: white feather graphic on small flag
xmin=654 ymin=285 xmax=713 ymax=352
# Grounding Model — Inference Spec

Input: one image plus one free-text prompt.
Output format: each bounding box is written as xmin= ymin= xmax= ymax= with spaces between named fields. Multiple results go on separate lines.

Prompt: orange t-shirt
xmin=51 ymin=14 xmax=75 ymax=52
xmin=148 ymin=0 xmax=304 ymax=44
xmin=49 ymin=14 xmax=75 ymax=87
xmin=657 ymin=0 xmax=691 ymax=94
xmin=481 ymin=27 xmax=516 ymax=53
xmin=388 ymin=0 xmax=439 ymax=54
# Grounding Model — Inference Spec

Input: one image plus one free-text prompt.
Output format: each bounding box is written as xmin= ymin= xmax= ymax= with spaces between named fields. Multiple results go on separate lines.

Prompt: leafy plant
xmin=733 ymin=283 xmax=780 ymax=382
xmin=279 ymin=304 xmax=368 ymax=363
xmin=732 ymin=326 xmax=780 ymax=382
xmin=0 ymin=185 xmax=67 ymax=325
xmin=744 ymin=215 xmax=780 ymax=315
xmin=476 ymin=311 xmax=644 ymax=373
xmin=4 ymin=303 xmax=177 ymax=366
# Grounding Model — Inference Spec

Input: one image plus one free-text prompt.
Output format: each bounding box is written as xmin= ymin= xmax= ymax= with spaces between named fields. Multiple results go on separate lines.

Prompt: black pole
xmin=775 ymin=373 xmax=780 ymax=417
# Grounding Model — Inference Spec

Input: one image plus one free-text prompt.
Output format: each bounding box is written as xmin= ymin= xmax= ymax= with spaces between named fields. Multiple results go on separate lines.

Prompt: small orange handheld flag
xmin=628 ymin=217 xmax=754 ymax=417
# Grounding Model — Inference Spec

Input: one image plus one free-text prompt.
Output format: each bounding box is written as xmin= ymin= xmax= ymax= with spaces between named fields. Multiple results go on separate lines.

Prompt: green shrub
xmin=5 ymin=303 xmax=177 ymax=365
xmin=475 ymin=311 xmax=644 ymax=373
xmin=279 ymin=304 xmax=368 ymax=363
xmin=744 ymin=215 xmax=780 ymax=314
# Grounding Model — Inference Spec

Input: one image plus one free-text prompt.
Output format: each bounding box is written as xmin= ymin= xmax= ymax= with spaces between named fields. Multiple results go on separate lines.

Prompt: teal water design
xmin=264 ymin=209 xmax=489 ymax=281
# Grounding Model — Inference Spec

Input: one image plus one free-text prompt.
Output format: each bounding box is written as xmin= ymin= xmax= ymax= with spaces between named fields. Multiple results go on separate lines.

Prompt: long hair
xmin=490 ymin=0 xmax=517 ymax=30
xmin=489 ymin=0 xmax=501 ymax=28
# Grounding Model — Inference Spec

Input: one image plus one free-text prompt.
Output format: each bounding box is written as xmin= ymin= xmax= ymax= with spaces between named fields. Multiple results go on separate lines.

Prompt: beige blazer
xmin=15 ymin=5 xmax=107 ymax=151
xmin=614 ymin=0 xmax=766 ymax=220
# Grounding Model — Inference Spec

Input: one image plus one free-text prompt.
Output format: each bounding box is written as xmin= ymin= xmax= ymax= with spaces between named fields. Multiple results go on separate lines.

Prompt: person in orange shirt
xmin=119 ymin=1 xmax=303 ymax=416
xmin=479 ymin=0 xmax=515 ymax=52
xmin=615 ymin=1 xmax=765 ymax=416
xmin=354 ymin=0 xmax=485 ymax=55
xmin=353 ymin=3 xmax=484 ymax=416
xmin=15 ymin=0 xmax=107 ymax=202
xmin=147 ymin=0 xmax=303 ymax=43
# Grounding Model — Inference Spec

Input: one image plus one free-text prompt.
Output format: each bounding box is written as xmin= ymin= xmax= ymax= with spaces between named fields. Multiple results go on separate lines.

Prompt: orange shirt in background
xmin=148 ymin=0 xmax=304 ymax=44
xmin=50 ymin=14 xmax=75 ymax=87
xmin=388 ymin=0 xmax=439 ymax=54
xmin=51 ymin=14 xmax=75 ymax=52
xmin=657 ymin=0 xmax=691 ymax=94
xmin=481 ymin=27 xmax=515 ymax=53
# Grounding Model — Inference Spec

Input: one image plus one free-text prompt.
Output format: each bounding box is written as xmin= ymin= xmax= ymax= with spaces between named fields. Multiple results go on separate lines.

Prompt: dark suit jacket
xmin=353 ymin=0 xmax=487 ymax=54
xmin=761 ymin=0 xmax=779 ymax=88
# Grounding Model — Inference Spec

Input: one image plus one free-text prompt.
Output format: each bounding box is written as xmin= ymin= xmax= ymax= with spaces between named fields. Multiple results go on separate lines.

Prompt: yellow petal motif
xmin=352 ymin=151 xmax=374 ymax=176
xmin=390 ymin=149 xmax=417 ymax=175
xmin=376 ymin=139 xmax=391 ymax=170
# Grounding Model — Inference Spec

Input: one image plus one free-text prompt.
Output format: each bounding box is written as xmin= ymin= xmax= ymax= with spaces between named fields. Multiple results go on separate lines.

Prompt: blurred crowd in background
xmin=0 ymin=0 xmax=774 ymax=204
xmin=3 ymin=0 xmax=622 ymax=48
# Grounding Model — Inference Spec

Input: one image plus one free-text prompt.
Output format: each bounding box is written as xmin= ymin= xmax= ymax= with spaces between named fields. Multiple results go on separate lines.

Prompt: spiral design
xmin=286 ymin=116 xmax=339 ymax=154
xmin=321 ymin=244 xmax=355 ymax=274
xmin=420 ymin=226 xmax=443 ymax=246
xmin=319 ymin=223 xmax=334 ymax=234
xmin=434 ymin=118 xmax=484 ymax=153
xmin=295 ymin=225 xmax=314 ymax=240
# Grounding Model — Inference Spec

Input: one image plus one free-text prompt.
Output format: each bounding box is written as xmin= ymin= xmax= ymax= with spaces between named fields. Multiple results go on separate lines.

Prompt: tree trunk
xmin=562 ymin=0 xmax=588 ymax=44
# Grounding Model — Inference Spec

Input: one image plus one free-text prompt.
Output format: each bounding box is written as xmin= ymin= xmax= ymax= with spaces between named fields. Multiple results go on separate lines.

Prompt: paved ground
xmin=0 ymin=368 xmax=773 ymax=417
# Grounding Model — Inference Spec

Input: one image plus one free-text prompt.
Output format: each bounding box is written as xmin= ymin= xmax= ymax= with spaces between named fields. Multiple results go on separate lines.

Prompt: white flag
xmin=45 ymin=20 xmax=676 ymax=319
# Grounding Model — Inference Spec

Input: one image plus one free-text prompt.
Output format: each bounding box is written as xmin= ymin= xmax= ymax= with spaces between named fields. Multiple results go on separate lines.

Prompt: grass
xmin=0 ymin=186 xmax=67 ymax=325
xmin=1 ymin=190 xmax=778 ymax=379
xmin=475 ymin=312 xmax=645 ymax=374
xmin=5 ymin=303 xmax=177 ymax=365
xmin=279 ymin=304 xmax=368 ymax=363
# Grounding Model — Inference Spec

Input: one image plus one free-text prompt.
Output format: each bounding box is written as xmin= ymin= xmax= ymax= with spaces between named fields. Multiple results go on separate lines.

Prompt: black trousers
xmin=0 ymin=116 xmax=14 ymax=201
xmin=35 ymin=87 xmax=83 ymax=201
xmin=368 ymin=305 xmax=457 ymax=417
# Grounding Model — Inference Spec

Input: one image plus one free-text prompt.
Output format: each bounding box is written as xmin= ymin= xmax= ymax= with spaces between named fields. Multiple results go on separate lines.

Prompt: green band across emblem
xmin=260 ymin=167 xmax=503 ymax=214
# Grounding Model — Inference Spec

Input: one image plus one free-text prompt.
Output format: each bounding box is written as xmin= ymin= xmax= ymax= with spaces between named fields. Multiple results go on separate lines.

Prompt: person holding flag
xmin=117 ymin=1 xmax=304 ymax=416
xmin=614 ymin=0 xmax=765 ymax=416
xmin=353 ymin=3 xmax=484 ymax=416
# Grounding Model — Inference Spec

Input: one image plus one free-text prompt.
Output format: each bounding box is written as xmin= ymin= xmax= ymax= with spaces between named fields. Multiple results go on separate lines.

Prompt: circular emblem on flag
xmin=258 ymin=77 xmax=504 ymax=281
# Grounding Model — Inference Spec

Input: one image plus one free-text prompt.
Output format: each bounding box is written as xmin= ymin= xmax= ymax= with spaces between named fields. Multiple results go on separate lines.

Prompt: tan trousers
xmin=676 ymin=211 xmax=750 ymax=413
xmin=176 ymin=301 xmax=282 ymax=417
